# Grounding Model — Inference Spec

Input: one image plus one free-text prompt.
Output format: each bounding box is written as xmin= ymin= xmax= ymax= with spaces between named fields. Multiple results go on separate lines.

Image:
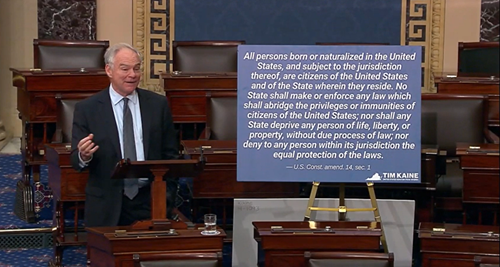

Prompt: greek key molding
xmin=132 ymin=0 xmax=445 ymax=93
xmin=133 ymin=0 xmax=173 ymax=93
xmin=401 ymin=0 xmax=445 ymax=92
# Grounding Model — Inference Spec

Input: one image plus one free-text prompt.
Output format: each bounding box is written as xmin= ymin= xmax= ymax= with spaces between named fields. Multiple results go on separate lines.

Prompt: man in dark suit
xmin=71 ymin=43 xmax=179 ymax=227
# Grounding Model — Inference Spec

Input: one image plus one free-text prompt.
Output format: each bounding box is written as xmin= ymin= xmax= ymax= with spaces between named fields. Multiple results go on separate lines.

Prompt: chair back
xmin=54 ymin=95 xmax=91 ymax=143
xmin=34 ymin=39 xmax=109 ymax=69
xmin=305 ymin=251 xmax=394 ymax=267
xmin=205 ymin=92 xmax=237 ymax=140
xmin=172 ymin=40 xmax=245 ymax=73
xmin=134 ymin=252 xmax=222 ymax=267
xmin=421 ymin=93 xmax=488 ymax=156
xmin=458 ymin=42 xmax=499 ymax=77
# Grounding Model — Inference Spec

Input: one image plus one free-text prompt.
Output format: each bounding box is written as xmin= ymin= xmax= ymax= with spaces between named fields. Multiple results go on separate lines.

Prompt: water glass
xmin=202 ymin=213 xmax=219 ymax=235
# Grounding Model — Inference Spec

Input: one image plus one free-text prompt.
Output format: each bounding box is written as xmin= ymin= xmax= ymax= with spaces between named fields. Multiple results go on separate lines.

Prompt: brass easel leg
xmin=367 ymin=182 xmax=388 ymax=253
xmin=339 ymin=183 xmax=346 ymax=221
xmin=304 ymin=182 xmax=320 ymax=221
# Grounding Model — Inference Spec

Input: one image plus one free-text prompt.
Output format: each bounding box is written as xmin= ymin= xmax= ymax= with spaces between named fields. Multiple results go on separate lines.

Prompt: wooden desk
xmin=181 ymin=140 xmax=300 ymax=198
xmin=45 ymin=143 xmax=88 ymax=267
xmin=45 ymin=144 xmax=198 ymax=266
xmin=10 ymin=68 xmax=107 ymax=221
xmin=419 ymin=222 xmax=499 ymax=267
xmin=86 ymin=226 xmax=225 ymax=267
xmin=456 ymin=143 xmax=499 ymax=224
xmin=433 ymin=73 xmax=499 ymax=136
xmin=160 ymin=72 xmax=237 ymax=123
xmin=253 ymin=221 xmax=382 ymax=267
xmin=434 ymin=74 xmax=499 ymax=95
xmin=457 ymin=143 xmax=500 ymax=204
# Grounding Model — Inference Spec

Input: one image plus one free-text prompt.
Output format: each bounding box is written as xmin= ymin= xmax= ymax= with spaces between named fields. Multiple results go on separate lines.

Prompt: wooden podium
xmin=253 ymin=221 xmax=382 ymax=267
xmin=110 ymin=158 xmax=204 ymax=227
xmin=10 ymin=68 xmax=107 ymax=222
xmin=11 ymin=68 xmax=107 ymax=180
xmin=85 ymin=158 xmax=228 ymax=267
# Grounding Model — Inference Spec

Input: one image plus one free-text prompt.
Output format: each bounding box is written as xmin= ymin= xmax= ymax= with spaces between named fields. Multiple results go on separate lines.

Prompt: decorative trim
xmin=133 ymin=0 xmax=171 ymax=93
xmin=133 ymin=0 xmax=146 ymax=89
xmin=170 ymin=0 xmax=175 ymax=73
xmin=133 ymin=0 xmax=446 ymax=93
xmin=401 ymin=0 xmax=445 ymax=92
xmin=400 ymin=0 xmax=408 ymax=46
xmin=429 ymin=0 xmax=446 ymax=92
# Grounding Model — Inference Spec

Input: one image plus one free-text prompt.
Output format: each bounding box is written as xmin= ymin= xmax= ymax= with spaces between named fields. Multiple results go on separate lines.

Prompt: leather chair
xmin=421 ymin=94 xmax=489 ymax=156
xmin=458 ymin=42 xmax=499 ymax=77
xmin=133 ymin=252 xmax=222 ymax=267
xmin=304 ymin=251 xmax=394 ymax=267
xmin=33 ymin=39 xmax=109 ymax=69
xmin=53 ymin=94 xmax=93 ymax=143
xmin=55 ymin=98 xmax=80 ymax=143
xmin=421 ymin=94 xmax=489 ymax=219
xmin=172 ymin=40 xmax=245 ymax=73
xmin=474 ymin=256 xmax=500 ymax=267
xmin=316 ymin=42 xmax=390 ymax=45
xmin=203 ymin=92 xmax=237 ymax=140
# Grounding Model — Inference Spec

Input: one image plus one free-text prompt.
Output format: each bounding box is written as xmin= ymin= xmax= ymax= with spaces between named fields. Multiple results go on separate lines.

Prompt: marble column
xmin=480 ymin=0 xmax=499 ymax=41
xmin=38 ymin=0 xmax=97 ymax=40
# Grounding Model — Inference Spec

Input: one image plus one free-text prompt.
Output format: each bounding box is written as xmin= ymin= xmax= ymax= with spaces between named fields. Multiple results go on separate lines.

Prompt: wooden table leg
xmin=48 ymin=244 xmax=63 ymax=267
xmin=51 ymin=199 xmax=65 ymax=266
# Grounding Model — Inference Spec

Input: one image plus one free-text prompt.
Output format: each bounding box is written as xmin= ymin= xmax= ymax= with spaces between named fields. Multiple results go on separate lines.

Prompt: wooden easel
xmin=303 ymin=181 xmax=388 ymax=253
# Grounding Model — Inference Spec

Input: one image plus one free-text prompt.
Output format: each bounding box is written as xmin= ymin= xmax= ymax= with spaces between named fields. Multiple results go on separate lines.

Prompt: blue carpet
xmin=0 ymin=246 xmax=87 ymax=267
xmin=0 ymin=154 xmax=52 ymax=229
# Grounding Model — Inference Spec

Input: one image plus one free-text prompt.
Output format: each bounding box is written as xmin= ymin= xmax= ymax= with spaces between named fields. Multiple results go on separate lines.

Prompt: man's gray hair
xmin=104 ymin=43 xmax=143 ymax=67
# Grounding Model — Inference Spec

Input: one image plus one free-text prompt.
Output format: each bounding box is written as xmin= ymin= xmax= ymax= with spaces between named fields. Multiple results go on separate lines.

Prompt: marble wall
xmin=481 ymin=0 xmax=499 ymax=41
xmin=37 ymin=0 xmax=97 ymax=40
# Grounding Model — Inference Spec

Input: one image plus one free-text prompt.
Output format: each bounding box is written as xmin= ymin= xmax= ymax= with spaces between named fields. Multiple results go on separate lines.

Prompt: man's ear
xmin=105 ymin=64 xmax=112 ymax=78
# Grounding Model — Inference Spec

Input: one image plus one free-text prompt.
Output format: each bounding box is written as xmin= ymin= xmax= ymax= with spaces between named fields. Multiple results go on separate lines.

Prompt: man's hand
xmin=78 ymin=133 xmax=99 ymax=161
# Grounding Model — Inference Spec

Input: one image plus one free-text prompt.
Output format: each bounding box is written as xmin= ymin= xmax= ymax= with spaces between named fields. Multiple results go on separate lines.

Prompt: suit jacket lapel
xmin=98 ymin=88 xmax=121 ymax=158
xmin=138 ymin=89 xmax=152 ymax=158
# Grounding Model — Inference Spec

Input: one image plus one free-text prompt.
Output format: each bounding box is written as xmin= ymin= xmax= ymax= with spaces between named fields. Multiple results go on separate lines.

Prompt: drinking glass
xmin=201 ymin=213 xmax=219 ymax=235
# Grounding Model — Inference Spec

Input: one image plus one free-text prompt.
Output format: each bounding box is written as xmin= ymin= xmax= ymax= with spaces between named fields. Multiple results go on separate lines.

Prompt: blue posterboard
xmin=237 ymin=45 xmax=421 ymax=183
